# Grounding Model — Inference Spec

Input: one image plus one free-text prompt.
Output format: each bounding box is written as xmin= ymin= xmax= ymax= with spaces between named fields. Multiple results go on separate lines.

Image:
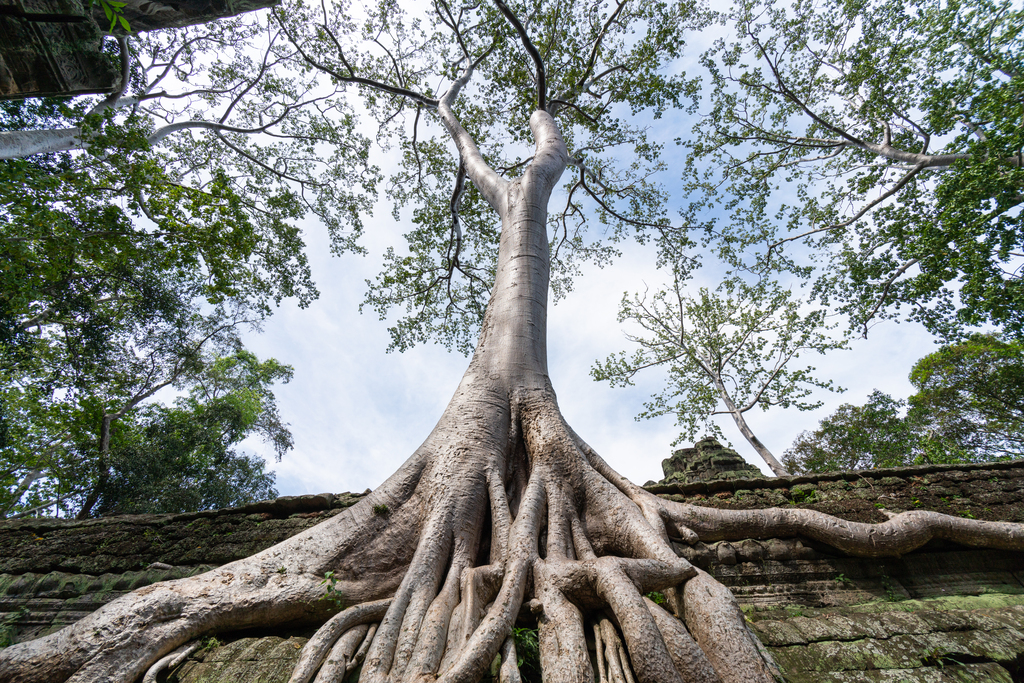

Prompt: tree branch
xmin=767 ymin=162 xmax=927 ymax=257
xmin=275 ymin=11 xmax=439 ymax=109
xmin=860 ymin=258 xmax=921 ymax=337
xmin=492 ymin=0 xmax=546 ymax=110
xmin=436 ymin=55 xmax=508 ymax=211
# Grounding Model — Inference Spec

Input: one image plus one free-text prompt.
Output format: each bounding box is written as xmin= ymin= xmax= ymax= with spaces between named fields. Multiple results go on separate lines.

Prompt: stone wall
xmin=1 ymin=463 xmax=1023 ymax=681
xmin=0 ymin=492 xmax=364 ymax=643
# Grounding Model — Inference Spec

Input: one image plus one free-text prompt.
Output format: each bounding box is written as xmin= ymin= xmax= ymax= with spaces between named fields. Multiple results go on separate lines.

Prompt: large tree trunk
xmin=2 ymin=112 xmax=1023 ymax=683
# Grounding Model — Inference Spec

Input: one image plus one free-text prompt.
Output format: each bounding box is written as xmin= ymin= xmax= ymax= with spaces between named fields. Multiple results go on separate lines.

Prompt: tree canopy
xmin=0 ymin=15 xmax=345 ymax=516
xmin=86 ymin=350 xmax=290 ymax=516
xmin=682 ymin=0 xmax=1024 ymax=341
xmin=0 ymin=314 xmax=293 ymax=517
xmin=785 ymin=335 xmax=1024 ymax=473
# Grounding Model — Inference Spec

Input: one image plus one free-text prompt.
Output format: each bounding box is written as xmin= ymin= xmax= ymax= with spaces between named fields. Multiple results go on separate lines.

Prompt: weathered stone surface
xmin=749 ymin=598 xmax=1024 ymax=682
xmin=782 ymin=662 xmax=1012 ymax=682
xmin=174 ymin=635 xmax=309 ymax=683
xmin=651 ymin=437 xmax=766 ymax=486
xmin=0 ymin=492 xmax=366 ymax=643
xmin=0 ymin=0 xmax=118 ymax=99
xmin=0 ymin=492 xmax=362 ymax=576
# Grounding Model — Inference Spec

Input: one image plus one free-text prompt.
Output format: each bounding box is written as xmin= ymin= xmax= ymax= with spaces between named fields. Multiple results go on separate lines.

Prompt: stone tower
xmin=654 ymin=437 xmax=766 ymax=485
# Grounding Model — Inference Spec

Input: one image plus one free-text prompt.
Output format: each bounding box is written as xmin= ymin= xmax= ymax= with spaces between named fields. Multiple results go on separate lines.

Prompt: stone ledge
xmin=0 ymin=491 xmax=368 ymax=534
xmin=781 ymin=662 xmax=1012 ymax=682
xmin=643 ymin=458 xmax=1024 ymax=496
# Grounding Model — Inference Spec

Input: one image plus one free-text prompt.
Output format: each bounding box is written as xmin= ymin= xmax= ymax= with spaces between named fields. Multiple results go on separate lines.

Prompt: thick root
xmin=312 ymin=624 xmax=369 ymax=683
xmin=290 ymin=600 xmax=391 ymax=683
xmin=535 ymin=560 xmax=593 ymax=683
xmin=642 ymin=597 xmax=720 ymax=683
xmin=664 ymin=502 xmax=1024 ymax=556
xmin=682 ymin=569 xmax=777 ymax=683
xmin=597 ymin=619 xmax=631 ymax=683
xmin=498 ymin=636 xmax=521 ymax=683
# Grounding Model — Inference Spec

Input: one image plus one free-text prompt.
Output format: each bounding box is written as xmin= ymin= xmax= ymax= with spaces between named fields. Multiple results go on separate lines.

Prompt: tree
xmin=593 ymin=272 xmax=844 ymax=476
xmin=909 ymin=334 xmax=1024 ymax=460
xmin=87 ymin=350 xmax=290 ymax=516
xmin=1 ymin=14 xmax=345 ymax=518
xmin=0 ymin=308 xmax=293 ymax=519
xmin=682 ymin=0 xmax=1024 ymax=341
xmin=785 ymin=335 xmax=1024 ymax=473
xmin=783 ymin=390 xmax=921 ymax=473
xmin=2 ymin=2 xmax=1024 ymax=683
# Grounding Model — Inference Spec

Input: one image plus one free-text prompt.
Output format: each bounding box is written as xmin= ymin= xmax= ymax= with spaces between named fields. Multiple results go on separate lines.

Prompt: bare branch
xmin=276 ymin=11 xmax=439 ymax=109
xmin=767 ymin=162 xmax=927 ymax=257
xmin=861 ymin=258 xmax=921 ymax=337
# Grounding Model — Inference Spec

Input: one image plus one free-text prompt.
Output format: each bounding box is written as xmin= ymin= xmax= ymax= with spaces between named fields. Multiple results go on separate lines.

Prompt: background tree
xmin=785 ymin=335 xmax=1024 ymax=473
xmin=594 ymin=271 xmax=844 ymax=476
xmin=683 ymin=0 xmax=1024 ymax=341
xmin=2 ymin=2 xmax=1024 ymax=683
xmin=87 ymin=350 xmax=290 ymax=516
xmin=909 ymin=334 xmax=1024 ymax=460
xmin=0 ymin=310 xmax=293 ymax=518
xmin=0 ymin=12 xmax=366 ymax=518
xmin=783 ymin=390 xmax=920 ymax=473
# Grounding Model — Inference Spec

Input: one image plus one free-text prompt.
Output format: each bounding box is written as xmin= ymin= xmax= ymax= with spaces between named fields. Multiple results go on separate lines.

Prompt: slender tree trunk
xmin=713 ymin=377 xmax=790 ymax=477
xmin=0 ymin=469 xmax=44 ymax=517
xmin=76 ymin=414 xmax=114 ymax=519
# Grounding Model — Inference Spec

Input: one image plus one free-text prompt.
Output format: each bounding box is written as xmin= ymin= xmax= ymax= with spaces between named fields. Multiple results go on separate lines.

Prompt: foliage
xmin=785 ymin=335 xmax=1024 ymax=473
xmin=0 ymin=341 xmax=291 ymax=518
xmin=594 ymin=271 xmax=843 ymax=455
xmin=511 ymin=626 xmax=541 ymax=683
xmin=320 ymin=570 xmax=346 ymax=609
xmin=0 ymin=15 xmax=363 ymax=517
xmin=273 ymin=0 xmax=708 ymax=353
xmin=783 ymin=390 xmax=918 ymax=473
xmin=683 ymin=0 xmax=1024 ymax=341
xmin=89 ymin=408 xmax=279 ymax=516
xmin=96 ymin=0 xmax=130 ymax=32
xmin=645 ymin=591 xmax=667 ymax=604
xmin=909 ymin=334 xmax=1024 ymax=460
xmin=88 ymin=351 xmax=290 ymax=516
